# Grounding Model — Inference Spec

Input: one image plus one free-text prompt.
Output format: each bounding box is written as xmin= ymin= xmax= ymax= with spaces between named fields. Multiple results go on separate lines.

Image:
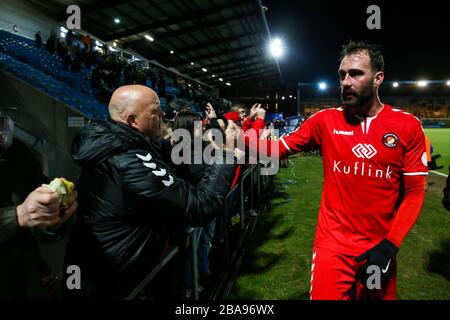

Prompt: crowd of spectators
xmin=405 ymin=103 xmax=450 ymax=119
xmin=1 ymin=69 xmax=275 ymax=299
xmin=140 ymin=100 xmax=272 ymax=299
xmin=302 ymin=102 xmax=450 ymax=119
xmin=34 ymin=28 xmax=218 ymax=112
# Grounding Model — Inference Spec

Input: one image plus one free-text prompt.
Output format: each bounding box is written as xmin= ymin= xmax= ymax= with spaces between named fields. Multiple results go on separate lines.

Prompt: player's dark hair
xmin=340 ymin=41 xmax=384 ymax=72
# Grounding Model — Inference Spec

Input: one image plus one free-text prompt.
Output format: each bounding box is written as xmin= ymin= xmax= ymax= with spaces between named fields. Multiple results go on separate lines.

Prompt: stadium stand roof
xmin=28 ymin=0 xmax=282 ymax=87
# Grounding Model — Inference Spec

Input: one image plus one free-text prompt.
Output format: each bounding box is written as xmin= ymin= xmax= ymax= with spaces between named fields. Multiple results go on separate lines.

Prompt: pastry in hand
xmin=43 ymin=177 xmax=75 ymax=206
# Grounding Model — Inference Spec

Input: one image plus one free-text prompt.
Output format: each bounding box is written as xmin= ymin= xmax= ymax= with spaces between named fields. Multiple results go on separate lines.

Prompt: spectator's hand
xmin=169 ymin=135 xmax=179 ymax=148
xmin=256 ymin=106 xmax=266 ymax=119
xmin=205 ymin=103 xmax=217 ymax=119
xmin=225 ymin=120 xmax=241 ymax=149
xmin=249 ymin=103 xmax=260 ymax=118
xmin=260 ymin=128 xmax=273 ymax=140
xmin=16 ymin=186 xmax=78 ymax=229
xmin=16 ymin=186 xmax=59 ymax=229
xmin=58 ymin=190 xmax=78 ymax=225
xmin=205 ymin=130 xmax=221 ymax=151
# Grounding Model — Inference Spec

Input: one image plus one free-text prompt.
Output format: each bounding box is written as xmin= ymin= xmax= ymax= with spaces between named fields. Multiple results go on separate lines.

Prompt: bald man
xmin=65 ymin=85 xmax=236 ymax=299
xmin=108 ymin=85 xmax=164 ymax=139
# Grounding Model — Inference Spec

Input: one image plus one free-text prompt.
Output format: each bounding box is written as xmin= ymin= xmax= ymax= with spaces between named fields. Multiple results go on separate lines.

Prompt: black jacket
xmin=64 ymin=119 xmax=235 ymax=299
xmin=443 ymin=165 xmax=450 ymax=211
xmin=174 ymin=141 xmax=210 ymax=186
xmin=0 ymin=139 xmax=53 ymax=299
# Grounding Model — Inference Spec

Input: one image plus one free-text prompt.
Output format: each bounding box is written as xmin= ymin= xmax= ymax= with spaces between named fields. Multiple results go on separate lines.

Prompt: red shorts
xmin=310 ymin=246 xmax=397 ymax=300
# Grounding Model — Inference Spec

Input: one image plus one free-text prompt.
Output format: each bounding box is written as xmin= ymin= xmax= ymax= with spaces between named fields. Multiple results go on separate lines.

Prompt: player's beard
xmin=341 ymin=82 xmax=373 ymax=110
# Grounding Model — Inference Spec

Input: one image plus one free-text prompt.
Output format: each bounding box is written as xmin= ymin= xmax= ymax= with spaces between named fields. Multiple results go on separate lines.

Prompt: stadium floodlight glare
xmin=318 ymin=82 xmax=328 ymax=91
xmin=446 ymin=80 xmax=450 ymax=86
xmin=219 ymin=78 xmax=223 ymax=82
xmin=226 ymin=82 xmax=231 ymax=86
xmin=170 ymin=50 xmax=174 ymax=54
xmin=211 ymin=74 xmax=216 ymax=78
xmin=113 ymin=42 xmax=117 ymax=47
xmin=145 ymin=34 xmax=154 ymax=42
xmin=393 ymin=82 xmax=399 ymax=88
xmin=188 ymin=84 xmax=192 ymax=87
xmin=282 ymin=96 xmax=285 ymax=100
xmin=190 ymin=62 xmax=195 ymax=66
xmin=60 ymin=32 xmax=66 ymax=38
xmin=289 ymin=95 xmax=293 ymax=98
xmin=270 ymin=38 xmax=284 ymax=58
xmin=417 ymin=80 xmax=428 ymax=87
xmin=114 ymin=18 xmax=120 ymax=24
xmin=202 ymin=68 xmax=207 ymax=72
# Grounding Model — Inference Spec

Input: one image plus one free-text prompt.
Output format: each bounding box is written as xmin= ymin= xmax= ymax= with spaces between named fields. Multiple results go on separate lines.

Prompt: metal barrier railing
xmin=125 ymin=245 xmax=180 ymax=300
xmin=126 ymin=163 xmax=272 ymax=300
xmin=188 ymin=227 xmax=201 ymax=300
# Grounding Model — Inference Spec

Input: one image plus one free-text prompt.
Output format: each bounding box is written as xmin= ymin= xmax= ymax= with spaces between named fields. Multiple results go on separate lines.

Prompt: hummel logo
xmin=136 ymin=153 xmax=174 ymax=186
xmin=352 ymin=143 xmax=377 ymax=159
xmin=333 ymin=129 xmax=354 ymax=136
xmin=162 ymin=175 xmax=174 ymax=187
xmin=152 ymin=168 xmax=167 ymax=177
xmin=143 ymin=162 xmax=157 ymax=169
xmin=136 ymin=153 xmax=152 ymax=162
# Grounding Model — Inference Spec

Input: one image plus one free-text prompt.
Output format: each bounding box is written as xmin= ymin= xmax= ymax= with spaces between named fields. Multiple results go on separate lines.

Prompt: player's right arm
xmin=249 ymin=111 xmax=323 ymax=160
xmin=277 ymin=112 xmax=322 ymax=159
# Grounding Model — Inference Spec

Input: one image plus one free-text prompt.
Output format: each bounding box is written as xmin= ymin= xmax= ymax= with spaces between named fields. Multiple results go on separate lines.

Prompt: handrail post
xmin=223 ymin=193 xmax=230 ymax=267
xmin=240 ymin=175 xmax=245 ymax=229
xmin=191 ymin=228 xmax=200 ymax=300
xmin=250 ymin=165 xmax=255 ymax=210
xmin=257 ymin=163 xmax=261 ymax=197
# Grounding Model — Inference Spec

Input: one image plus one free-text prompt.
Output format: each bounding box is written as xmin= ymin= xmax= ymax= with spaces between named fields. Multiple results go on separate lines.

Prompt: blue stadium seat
xmin=0 ymin=30 xmax=108 ymax=119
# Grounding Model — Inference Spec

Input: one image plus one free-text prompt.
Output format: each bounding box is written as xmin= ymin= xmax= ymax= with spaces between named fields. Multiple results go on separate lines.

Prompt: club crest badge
xmin=382 ymin=133 xmax=399 ymax=148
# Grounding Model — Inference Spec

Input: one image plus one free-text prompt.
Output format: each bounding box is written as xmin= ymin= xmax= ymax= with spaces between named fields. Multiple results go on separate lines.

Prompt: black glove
xmin=355 ymin=238 xmax=399 ymax=287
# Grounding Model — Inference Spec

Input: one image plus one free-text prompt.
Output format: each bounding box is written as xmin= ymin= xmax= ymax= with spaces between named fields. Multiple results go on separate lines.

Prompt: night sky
xmin=263 ymin=0 xmax=450 ymax=87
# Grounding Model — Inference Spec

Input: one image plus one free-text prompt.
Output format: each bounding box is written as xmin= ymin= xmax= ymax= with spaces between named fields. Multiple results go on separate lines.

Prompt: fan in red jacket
xmin=223 ymin=105 xmax=266 ymax=189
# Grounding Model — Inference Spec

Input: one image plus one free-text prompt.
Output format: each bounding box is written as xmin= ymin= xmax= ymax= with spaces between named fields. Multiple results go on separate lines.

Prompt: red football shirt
xmin=278 ymin=105 xmax=428 ymax=255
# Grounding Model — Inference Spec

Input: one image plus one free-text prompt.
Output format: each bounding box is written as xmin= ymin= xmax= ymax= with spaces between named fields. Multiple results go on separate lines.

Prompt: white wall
xmin=0 ymin=0 xmax=59 ymax=41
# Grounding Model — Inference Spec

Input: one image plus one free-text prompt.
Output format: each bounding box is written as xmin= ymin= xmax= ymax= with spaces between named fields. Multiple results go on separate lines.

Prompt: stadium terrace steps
xmin=0 ymin=30 xmax=108 ymax=119
xmin=0 ymin=30 xmax=188 ymax=118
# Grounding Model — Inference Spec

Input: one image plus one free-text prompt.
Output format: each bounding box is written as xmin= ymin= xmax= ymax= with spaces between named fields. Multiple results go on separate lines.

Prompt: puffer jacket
xmin=443 ymin=165 xmax=450 ymax=211
xmin=64 ymin=118 xmax=235 ymax=299
xmin=0 ymin=139 xmax=56 ymax=299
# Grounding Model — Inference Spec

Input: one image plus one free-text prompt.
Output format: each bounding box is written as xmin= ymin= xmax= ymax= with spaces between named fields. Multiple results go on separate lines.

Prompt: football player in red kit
xmin=259 ymin=41 xmax=427 ymax=299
